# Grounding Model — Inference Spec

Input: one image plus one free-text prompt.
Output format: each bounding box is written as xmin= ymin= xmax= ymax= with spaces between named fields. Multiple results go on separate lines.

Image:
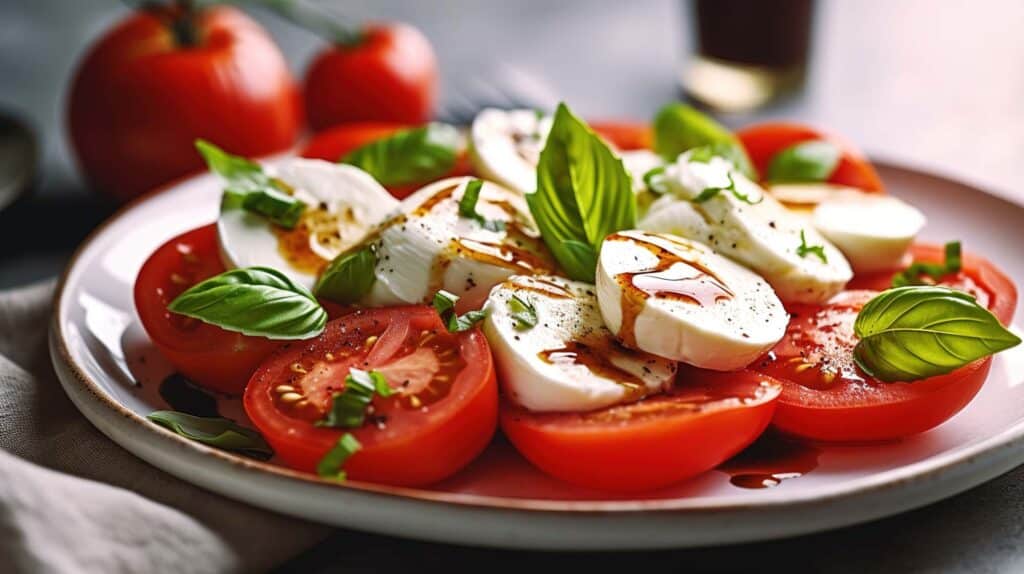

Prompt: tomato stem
xmin=170 ymin=0 xmax=200 ymax=47
xmin=260 ymin=0 xmax=364 ymax=47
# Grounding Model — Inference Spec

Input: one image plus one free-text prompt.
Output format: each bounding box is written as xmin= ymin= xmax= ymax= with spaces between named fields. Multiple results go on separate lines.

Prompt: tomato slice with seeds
xmin=754 ymin=243 xmax=1018 ymax=442
xmin=500 ymin=369 xmax=780 ymax=492
xmin=134 ymin=224 xmax=280 ymax=394
xmin=244 ymin=306 xmax=498 ymax=486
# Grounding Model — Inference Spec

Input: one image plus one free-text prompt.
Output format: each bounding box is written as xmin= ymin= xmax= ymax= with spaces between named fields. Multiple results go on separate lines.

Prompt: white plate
xmin=50 ymin=162 xmax=1024 ymax=550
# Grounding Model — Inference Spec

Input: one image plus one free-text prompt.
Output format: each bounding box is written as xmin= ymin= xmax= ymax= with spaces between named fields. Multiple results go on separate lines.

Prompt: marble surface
xmin=2 ymin=0 xmax=1023 ymax=571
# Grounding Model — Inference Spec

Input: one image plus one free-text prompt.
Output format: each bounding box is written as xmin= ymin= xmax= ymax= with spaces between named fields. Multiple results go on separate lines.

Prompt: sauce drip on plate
xmin=717 ymin=431 xmax=821 ymax=489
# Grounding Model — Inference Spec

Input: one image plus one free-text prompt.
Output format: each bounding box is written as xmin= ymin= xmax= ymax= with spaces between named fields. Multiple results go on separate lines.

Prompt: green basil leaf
xmin=767 ymin=140 xmax=840 ymax=183
xmin=508 ymin=294 xmax=537 ymax=330
xmin=168 ymin=266 xmax=327 ymax=340
xmin=853 ymin=286 xmax=1022 ymax=382
xmin=642 ymin=166 xmax=670 ymax=195
xmin=314 ymin=245 xmax=378 ymax=304
xmin=432 ymin=290 xmax=487 ymax=332
xmin=316 ymin=433 xmax=362 ymax=481
xmin=342 ymin=123 xmax=459 ymax=187
xmin=893 ymin=241 xmax=962 ymax=287
xmin=691 ymin=172 xmax=763 ymax=205
xmin=196 ymin=139 xmax=305 ymax=229
xmin=530 ymin=102 xmax=635 ymax=282
xmin=147 ymin=411 xmax=273 ymax=460
xmin=796 ymin=229 xmax=828 ymax=263
xmin=458 ymin=178 xmax=506 ymax=232
xmin=317 ymin=369 xmax=392 ymax=429
xmin=652 ymin=103 xmax=755 ymax=179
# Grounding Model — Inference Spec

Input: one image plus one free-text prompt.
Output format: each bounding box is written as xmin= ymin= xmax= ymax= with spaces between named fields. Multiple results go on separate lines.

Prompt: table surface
xmin=3 ymin=0 xmax=1024 ymax=572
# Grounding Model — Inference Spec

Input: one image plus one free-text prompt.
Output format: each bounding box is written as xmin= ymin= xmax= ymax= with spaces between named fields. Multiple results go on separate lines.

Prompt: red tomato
xmin=590 ymin=120 xmax=653 ymax=151
xmin=304 ymin=22 xmax=437 ymax=131
xmin=68 ymin=6 xmax=302 ymax=201
xmin=500 ymin=369 xmax=780 ymax=492
xmin=134 ymin=225 xmax=279 ymax=395
xmin=736 ymin=122 xmax=884 ymax=192
xmin=244 ymin=307 xmax=498 ymax=486
xmin=755 ymin=244 xmax=1017 ymax=442
xmin=299 ymin=122 xmax=473 ymax=199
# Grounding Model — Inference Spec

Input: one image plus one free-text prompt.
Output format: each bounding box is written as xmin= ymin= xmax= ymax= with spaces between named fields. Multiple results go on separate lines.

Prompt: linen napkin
xmin=0 ymin=280 xmax=329 ymax=573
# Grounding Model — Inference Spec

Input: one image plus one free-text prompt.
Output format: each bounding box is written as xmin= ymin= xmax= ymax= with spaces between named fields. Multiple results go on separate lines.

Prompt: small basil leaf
xmin=168 ymin=267 xmax=327 ymax=340
xmin=508 ymin=294 xmax=538 ymax=330
xmin=642 ymin=166 xmax=670 ymax=195
xmin=342 ymin=123 xmax=459 ymax=187
xmin=317 ymin=369 xmax=392 ymax=429
xmin=458 ymin=178 xmax=506 ymax=231
xmin=196 ymin=139 xmax=305 ymax=229
xmin=767 ymin=140 xmax=841 ymax=183
xmin=690 ymin=172 xmax=763 ymax=205
xmin=529 ymin=102 xmax=635 ymax=282
xmin=314 ymin=245 xmax=378 ymax=304
xmin=432 ymin=290 xmax=487 ymax=332
xmin=853 ymin=286 xmax=1021 ymax=382
xmin=147 ymin=411 xmax=273 ymax=460
xmin=652 ymin=103 xmax=756 ymax=179
xmin=316 ymin=433 xmax=362 ymax=481
xmin=796 ymin=229 xmax=828 ymax=263
xmin=892 ymin=241 xmax=962 ymax=287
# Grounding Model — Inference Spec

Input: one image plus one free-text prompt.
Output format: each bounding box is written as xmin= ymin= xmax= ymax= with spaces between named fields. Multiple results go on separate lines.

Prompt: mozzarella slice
xmin=640 ymin=153 xmax=852 ymax=304
xmin=483 ymin=274 xmax=677 ymax=412
xmin=217 ymin=158 xmax=399 ymax=289
xmin=468 ymin=108 xmax=552 ymax=195
xmin=361 ymin=177 xmax=554 ymax=312
xmin=620 ymin=149 xmax=663 ymax=193
xmin=813 ymin=193 xmax=926 ymax=273
xmin=596 ymin=230 xmax=787 ymax=371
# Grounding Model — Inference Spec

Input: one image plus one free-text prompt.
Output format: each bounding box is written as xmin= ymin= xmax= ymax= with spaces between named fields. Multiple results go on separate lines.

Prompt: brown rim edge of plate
xmin=50 ymin=161 xmax=1024 ymax=514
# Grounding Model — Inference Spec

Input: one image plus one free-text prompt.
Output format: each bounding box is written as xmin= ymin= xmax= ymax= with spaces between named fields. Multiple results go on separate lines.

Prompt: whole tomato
xmin=304 ymin=22 xmax=437 ymax=131
xmin=68 ymin=4 xmax=302 ymax=201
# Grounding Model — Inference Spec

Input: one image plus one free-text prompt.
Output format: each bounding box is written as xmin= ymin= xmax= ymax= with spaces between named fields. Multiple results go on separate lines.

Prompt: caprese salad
xmin=137 ymin=102 xmax=1020 ymax=492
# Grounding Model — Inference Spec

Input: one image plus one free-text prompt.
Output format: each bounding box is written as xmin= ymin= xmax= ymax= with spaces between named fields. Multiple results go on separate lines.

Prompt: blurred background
xmin=1 ymin=0 xmax=1022 ymax=286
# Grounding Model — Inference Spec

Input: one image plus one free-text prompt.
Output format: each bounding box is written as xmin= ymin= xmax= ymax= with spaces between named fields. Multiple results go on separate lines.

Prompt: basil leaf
xmin=692 ymin=172 xmax=762 ymax=205
xmin=530 ymin=102 xmax=636 ymax=282
xmin=508 ymin=294 xmax=537 ymax=330
xmin=147 ymin=411 xmax=273 ymax=460
xmin=342 ymin=123 xmax=459 ymax=187
xmin=767 ymin=140 xmax=840 ymax=183
xmin=642 ymin=166 xmax=670 ymax=195
xmin=893 ymin=241 xmax=962 ymax=287
xmin=317 ymin=433 xmax=362 ymax=481
xmin=318 ymin=369 xmax=392 ymax=429
xmin=168 ymin=266 xmax=327 ymax=340
xmin=853 ymin=286 xmax=1021 ymax=382
xmin=314 ymin=245 xmax=377 ymax=304
xmin=458 ymin=179 xmax=506 ymax=232
xmin=652 ymin=103 xmax=755 ymax=179
xmin=796 ymin=229 xmax=828 ymax=263
xmin=432 ymin=290 xmax=487 ymax=332
xmin=196 ymin=139 xmax=305 ymax=229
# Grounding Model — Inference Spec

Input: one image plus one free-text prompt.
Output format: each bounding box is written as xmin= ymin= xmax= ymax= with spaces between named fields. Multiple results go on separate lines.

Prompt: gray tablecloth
xmin=0 ymin=280 xmax=328 ymax=573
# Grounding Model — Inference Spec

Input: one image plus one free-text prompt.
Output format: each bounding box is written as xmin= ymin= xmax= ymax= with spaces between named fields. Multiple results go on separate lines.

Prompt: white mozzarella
xmin=362 ymin=177 xmax=554 ymax=312
xmin=217 ymin=158 xmax=399 ymax=289
xmin=468 ymin=108 xmax=552 ymax=195
xmin=641 ymin=153 xmax=852 ymax=304
xmin=596 ymin=230 xmax=787 ymax=371
xmin=620 ymin=149 xmax=664 ymax=194
xmin=813 ymin=193 xmax=926 ymax=273
xmin=483 ymin=275 xmax=677 ymax=412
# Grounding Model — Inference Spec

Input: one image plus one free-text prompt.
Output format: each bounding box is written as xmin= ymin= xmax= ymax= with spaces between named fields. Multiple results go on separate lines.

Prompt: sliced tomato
xmin=755 ymin=244 xmax=1017 ymax=442
xmin=589 ymin=120 xmax=653 ymax=151
xmin=134 ymin=224 xmax=279 ymax=394
xmin=736 ymin=122 xmax=884 ymax=192
xmin=244 ymin=306 xmax=498 ymax=486
xmin=299 ymin=122 xmax=473 ymax=199
xmin=500 ymin=369 xmax=780 ymax=492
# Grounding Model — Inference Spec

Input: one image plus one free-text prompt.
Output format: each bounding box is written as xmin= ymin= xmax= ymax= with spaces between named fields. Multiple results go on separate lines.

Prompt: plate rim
xmin=50 ymin=160 xmax=1024 ymax=516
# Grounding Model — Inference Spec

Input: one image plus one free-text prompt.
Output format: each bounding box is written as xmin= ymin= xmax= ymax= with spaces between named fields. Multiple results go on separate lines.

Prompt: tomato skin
xmin=134 ymin=224 xmax=279 ymax=394
xmin=590 ymin=120 xmax=653 ymax=151
xmin=736 ymin=122 xmax=884 ymax=192
xmin=501 ymin=370 xmax=780 ymax=492
xmin=304 ymin=23 xmax=437 ymax=131
xmin=244 ymin=307 xmax=497 ymax=486
xmin=299 ymin=122 xmax=474 ymax=199
xmin=68 ymin=6 xmax=302 ymax=201
xmin=759 ymin=244 xmax=1017 ymax=442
